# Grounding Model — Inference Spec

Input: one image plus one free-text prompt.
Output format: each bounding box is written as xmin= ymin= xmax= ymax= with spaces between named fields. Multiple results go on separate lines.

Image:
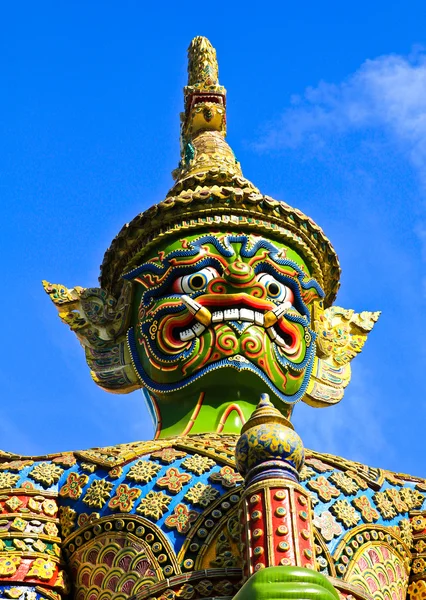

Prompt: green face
xmin=125 ymin=231 xmax=324 ymax=426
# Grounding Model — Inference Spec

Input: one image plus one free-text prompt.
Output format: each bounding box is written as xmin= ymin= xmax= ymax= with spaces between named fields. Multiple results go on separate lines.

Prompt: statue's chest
xmin=59 ymin=436 xmax=245 ymax=599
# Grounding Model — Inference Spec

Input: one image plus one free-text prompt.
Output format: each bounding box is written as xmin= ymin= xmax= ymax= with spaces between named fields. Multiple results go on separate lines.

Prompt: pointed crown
xmin=100 ymin=37 xmax=340 ymax=306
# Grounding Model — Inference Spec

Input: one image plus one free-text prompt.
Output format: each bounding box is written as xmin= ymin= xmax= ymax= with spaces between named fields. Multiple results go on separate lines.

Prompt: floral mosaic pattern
xmin=156 ymin=467 xmax=192 ymax=494
xmin=182 ymin=454 xmax=215 ymax=475
xmin=184 ymin=482 xmax=219 ymax=507
xmin=108 ymin=483 xmax=141 ymax=512
xmin=165 ymin=503 xmax=199 ymax=534
xmin=127 ymin=460 xmax=161 ymax=483
xmin=59 ymin=472 xmax=89 ymax=500
xmin=82 ymin=479 xmax=113 ymax=508
xmin=137 ymin=491 xmax=171 ymax=520
xmin=313 ymin=511 xmax=342 ymax=541
xmin=209 ymin=466 xmax=242 ymax=488
xmin=307 ymin=476 xmax=340 ymax=502
xmin=330 ymin=499 xmax=360 ymax=528
xmin=29 ymin=463 xmax=64 ymax=487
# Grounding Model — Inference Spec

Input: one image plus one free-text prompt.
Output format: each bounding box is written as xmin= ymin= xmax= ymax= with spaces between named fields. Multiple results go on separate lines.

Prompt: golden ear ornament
xmin=303 ymin=305 xmax=380 ymax=408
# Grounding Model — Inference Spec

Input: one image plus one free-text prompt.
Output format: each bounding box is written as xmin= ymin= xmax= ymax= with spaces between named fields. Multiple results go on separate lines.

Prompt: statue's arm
xmin=0 ymin=459 xmax=70 ymax=599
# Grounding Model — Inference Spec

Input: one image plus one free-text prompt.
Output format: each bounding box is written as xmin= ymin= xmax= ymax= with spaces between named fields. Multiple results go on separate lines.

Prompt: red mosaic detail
xmin=150 ymin=448 xmax=187 ymax=464
xmin=108 ymin=484 xmax=141 ymax=512
xmin=307 ymin=476 xmax=340 ymax=502
xmin=156 ymin=468 xmax=192 ymax=494
xmin=0 ymin=460 xmax=34 ymax=472
xmin=164 ymin=503 xmax=198 ymax=533
xmin=353 ymin=495 xmax=379 ymax=523
xmin=209 ymin=466 xmax=243 ymax=488
xmin=305 ymin=458 xmax=332 ymax=473
xmin=59 ymin=472 xmax=89 ymax=500
xmin=52 ymin=454 xmax=77 ymax=467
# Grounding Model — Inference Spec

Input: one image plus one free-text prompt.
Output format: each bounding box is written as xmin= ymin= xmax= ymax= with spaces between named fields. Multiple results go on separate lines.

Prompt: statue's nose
xmin=223 ymin=261 xmax=256 ymax=285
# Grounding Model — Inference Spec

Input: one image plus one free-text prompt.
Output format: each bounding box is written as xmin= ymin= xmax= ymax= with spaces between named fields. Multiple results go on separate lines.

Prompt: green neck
xmin=144 ymin=369 xmax=294 ymax=439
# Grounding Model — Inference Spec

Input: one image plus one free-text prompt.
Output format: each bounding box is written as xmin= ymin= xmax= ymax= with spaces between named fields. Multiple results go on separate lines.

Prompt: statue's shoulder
xmin=301 ymin=448 xmax=426 ymax=581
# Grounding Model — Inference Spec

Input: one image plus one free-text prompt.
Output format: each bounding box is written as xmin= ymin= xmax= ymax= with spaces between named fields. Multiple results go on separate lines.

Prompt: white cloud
xmin=293 ymin=364 xmax=392 ymax=469
xmin=256 ymin=50 xmax=426 ymax=183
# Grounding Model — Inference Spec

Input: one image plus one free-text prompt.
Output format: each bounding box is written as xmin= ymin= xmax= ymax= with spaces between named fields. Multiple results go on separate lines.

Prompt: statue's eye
xmin=257 ymin=273 xmax=294 ymax=304
xmin=172 ymin=267 xmax=219 ymax=294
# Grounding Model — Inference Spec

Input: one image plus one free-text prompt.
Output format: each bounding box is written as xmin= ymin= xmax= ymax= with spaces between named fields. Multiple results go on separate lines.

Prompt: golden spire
xmin=171 ymin=36 xmax=251 ymax=189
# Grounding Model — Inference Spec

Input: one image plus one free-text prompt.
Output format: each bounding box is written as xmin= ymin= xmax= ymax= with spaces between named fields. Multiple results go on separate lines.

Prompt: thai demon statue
xmin=1 ymin=37 xmax=425 ymax=600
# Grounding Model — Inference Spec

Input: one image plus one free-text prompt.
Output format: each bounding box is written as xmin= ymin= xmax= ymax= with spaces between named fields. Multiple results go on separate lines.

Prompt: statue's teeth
xmin=240 ymin=308 xmax=254 ymax=321
xmin=192 ymin=322 xmax=206 ymax=337
xmin=224 ymin=308 xmax=239 ymax=321
xmin=180 ymin=328 xmax=196 ymax=341
xmin=254 ymin=311 xmax=264 ymax=326
xmin=212 ymin=311 xmax=224 ymax=323
xmin=267 ymin=327 xmax=277 ymax=340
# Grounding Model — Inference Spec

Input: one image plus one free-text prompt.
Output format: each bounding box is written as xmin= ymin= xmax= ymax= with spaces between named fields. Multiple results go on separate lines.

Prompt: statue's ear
xmin=42 ymin=280 xmax=140 ymax=394
xmin=303 ymin=304 xmax=380 ymax=408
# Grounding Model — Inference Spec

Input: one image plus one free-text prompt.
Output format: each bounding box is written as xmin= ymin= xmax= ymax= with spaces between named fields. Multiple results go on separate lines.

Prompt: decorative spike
xmin=181 ymin=294 xmax=212 ymax=327
xmin=187 ymin=36 xmax=219 ymax=87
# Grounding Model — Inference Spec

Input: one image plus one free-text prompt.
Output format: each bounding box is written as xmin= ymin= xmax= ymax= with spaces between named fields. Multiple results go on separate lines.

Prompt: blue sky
xmin=1 ymin=2 xmax=426 ymax=476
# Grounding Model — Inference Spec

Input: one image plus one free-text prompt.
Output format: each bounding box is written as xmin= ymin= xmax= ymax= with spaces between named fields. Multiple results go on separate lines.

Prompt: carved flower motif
xmin=305 ymin=458 xmax=332 ymax=473
xmin=185 ymin=482 xmax=219 ymax=508
xmin=307 ymin=476 xmax=340 ymax=502
xmin=399 ymin=487 xmax=425 ymax=510
xmin=28 ymin=498 xmax=42 ymax=513
xmin=408 ymin=579 xmax=426 ymax=600
xmin=412 ymin=515 xmax=426 ymax=532
xmin=165 ymin=503 xmax=198 ymax=533
xmin=108 ymin=466 xmax=123 ymax=479
xmin=182 ymin=454 xmax=216 ymax=475
xmin=330 ymin=499 xmax=360 ymax=528
xmin=209 ymin=466 xmax=243 ymax=488
xmin=185 ymin=483 xmax=219 ymax=507
xmin=127 ymin=460 xmax=161 ymax=484
xmin=0 ymin=460 xmax=33 ymax=472
xmin=29 ymin=463 xmax=64 ymax=487
xmin=59 ymin=506 xmax=77 ymax=537
xmin=329 ymin=472 xmax=359 ymax=495
xmin=313 ymin=510 xmax=342 ymax=541
xmin=82 ymin=479 xmax=113 ymax=508
xmin=108 ymin=483 xmax=141 ymax=512
xmin=42 ymin=499 xmax=58 ymax=516
xmin=0 ymin=555 xmax=21 ymax=575
xmin=44 ymin=521 xmax=59 ymax=537
xmin=59 ymin=472 xmax=89 ymax=500
xmin=156 ymin=467 xmax=192 ymax=494
xmin=373 ymin=491 xmax=397 ymax=519
xmin=0 ymin=472 xmax=20 ymax=488
xmin=299 ymin=466 xmax=315 ymax=481
xmin=137 ymin=491 xmax=171 ymax=520
xmin=52 ymin=454 xmax=76 ymax=467
xmin=77 ymin=512 xmax=100 ymax=527
xmin=151 ymin=448 xmax=187 ymax=464
xmin=413 ymin=558 xmax=426 ymax=574
xmin=352 ymin=496 xmax=379 ymax=523
xmin=386 ymin=488 xmax=408 ymax=513
xmin=27 ymin=557 xmax=56 ymax=580
xmin=5 ymin=496 xmax=23 ymax=512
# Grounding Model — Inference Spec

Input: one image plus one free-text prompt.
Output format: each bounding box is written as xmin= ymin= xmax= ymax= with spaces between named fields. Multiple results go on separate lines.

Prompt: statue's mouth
xmin=174 ymin=293 xmax=299 ymax=354
xmin=189 ymin=92 xmax=225 ymax=109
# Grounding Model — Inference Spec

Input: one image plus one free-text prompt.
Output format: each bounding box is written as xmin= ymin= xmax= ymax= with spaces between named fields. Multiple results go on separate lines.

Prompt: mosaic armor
xmin=1 ymin=37 xmax=425 ymax=600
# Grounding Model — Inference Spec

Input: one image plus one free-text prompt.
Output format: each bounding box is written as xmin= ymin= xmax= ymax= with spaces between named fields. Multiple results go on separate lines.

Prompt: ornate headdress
xmin=100 ymin=37 xmax=340 ymax=307
xmin=44 ymin=37 xmax=378 ymax=411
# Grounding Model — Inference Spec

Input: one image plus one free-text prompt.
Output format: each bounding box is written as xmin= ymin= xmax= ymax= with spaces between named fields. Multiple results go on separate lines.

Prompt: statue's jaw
xmin=128 ymin=325 xmax=315 ymax=407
